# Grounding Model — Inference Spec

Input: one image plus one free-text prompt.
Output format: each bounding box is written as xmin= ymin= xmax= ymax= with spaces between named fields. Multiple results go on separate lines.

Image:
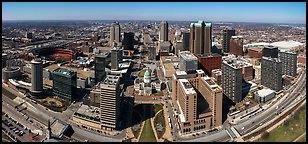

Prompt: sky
xmin=2 ymin=2 xmax=306 ymax=24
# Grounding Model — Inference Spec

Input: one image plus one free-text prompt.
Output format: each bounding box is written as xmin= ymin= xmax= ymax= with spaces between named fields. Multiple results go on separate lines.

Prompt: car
xmin=241 ymin=127 xmax=245 ymax=130
xmin=192 ymin=134 xmax=196 ymax=137
xmin=259 ymin=123 xmax=263 ymax=126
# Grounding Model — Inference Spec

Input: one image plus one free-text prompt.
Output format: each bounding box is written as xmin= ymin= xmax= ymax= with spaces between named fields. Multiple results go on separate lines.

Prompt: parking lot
xmin=2 ymin=112 xmax=32 ymax=142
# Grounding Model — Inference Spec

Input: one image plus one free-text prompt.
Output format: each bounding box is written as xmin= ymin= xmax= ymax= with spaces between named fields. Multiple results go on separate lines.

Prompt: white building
xmin=254 ymin=88 xmax=275 ymax=103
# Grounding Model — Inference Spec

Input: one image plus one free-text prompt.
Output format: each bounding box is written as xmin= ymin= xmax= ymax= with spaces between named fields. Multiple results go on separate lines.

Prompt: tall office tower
xmin=179 ymin=52 xmax=198 ymax=73
xmin=123 ymin=32 xmax=134 ymax=50
xmin=30 ymin=58 xmax=43 ymax=96
xmin=189 ymin=21 xmax=212 ymax=55
xmin=25 ymin=32 xmax=33 ymax=39
xmin=148 ymin=43 xmax=156 ymax=60
xmin=279 ymin=51 xmax=298 ymax=77
xmin=182 ymin=32 xmax=190 ymax=51
xmin=229 ymin=36 xmax=243 ymax=56
xmin=159 ymin=21 xmax=168 ymax=42
xmin=263 ymin=45 xmax=279 ymax=58
xmin=222 ymin=59 xmax=243 ymax=103
xmin=100 ymin=75 xmax=121 ymax=131
xmin=52 ymin=68 xmax=77 ymax=102
xmin=2 ymin=53 xmax=7 ymax=68
xmin=222 ymin=28 xmax=235 ymax=53
xmin=95 ymin=53 xmax=108 ymax=83
xmin=110 ymin=22 xmax=121 ymax=46
xmin=172 ymin=70 xmax=222 ymax=134
xmin=261 ymin=57 xmax=283 ymax=91
xmin=111 ymin=48 xmax=123 ymax=71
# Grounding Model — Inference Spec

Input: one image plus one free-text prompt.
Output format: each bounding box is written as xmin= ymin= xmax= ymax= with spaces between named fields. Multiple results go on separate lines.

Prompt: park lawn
xmin=139 ymin=119 xmax=156 ymax=142
xmin=296 ymin=133 xmax=306 ymax=142
xmin=154 ymin=110 xmax=166 ymax=138
xmin=259 ymin=105 xmax=306 ymax=142
xmin=153 ymin=104 xmax=163 ymax=114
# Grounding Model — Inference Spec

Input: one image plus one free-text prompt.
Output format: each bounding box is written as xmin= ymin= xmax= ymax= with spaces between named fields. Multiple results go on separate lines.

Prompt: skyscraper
xmin=30 ymin=58 xmax=43 ymax=96
xmin=279 ymin=51 xmax=297 ymax=77
xmin=159 ymin=21 xmax=168 ymax=42
xmin=52 ymin=68 xmax=77 ymax=102
xmin=100 ymin=75 xmax=121 ymax=131
xmin=263 ymin=45 xmax=279 ymax=58
xmin=261 ymin=57 xmax=282 ymax=91
xmin=111 ymin=48 xmax=123 ymax=71
xmin=182 ymin=32 xmax=190 ymax=51
xmin=189 ymin=21 xmax=212 ymax=55
xmin=223 ymin=28 xmax=235 ymax=53
xmin=110 ymin=22 xmax=121 ymax=46
xmin=95 ymin=53 xmax=108 ymax=83
xmin=123 ymin=32 xmax=134 ymax=50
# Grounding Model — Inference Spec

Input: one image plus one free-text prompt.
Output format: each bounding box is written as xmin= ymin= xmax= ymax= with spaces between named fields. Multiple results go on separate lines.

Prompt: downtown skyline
xmin=2 ymin=2 xmax=306 ymax=24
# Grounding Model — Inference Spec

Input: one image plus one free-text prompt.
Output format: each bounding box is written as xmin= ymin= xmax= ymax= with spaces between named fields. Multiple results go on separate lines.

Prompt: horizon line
xmin=2 ymin=19 xmax=306 ymax=25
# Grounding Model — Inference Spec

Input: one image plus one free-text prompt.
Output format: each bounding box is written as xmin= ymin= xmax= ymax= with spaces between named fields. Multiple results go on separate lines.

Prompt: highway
xmin=183 ymin=68 xmax=306 ymax=142
xmin=2 ymin=84 xmax=123 ymax=142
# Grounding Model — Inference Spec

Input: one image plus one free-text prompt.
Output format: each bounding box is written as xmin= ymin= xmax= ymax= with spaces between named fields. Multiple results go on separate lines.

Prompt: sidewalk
xmin=162 ymin=102 xmax=173 ymax=141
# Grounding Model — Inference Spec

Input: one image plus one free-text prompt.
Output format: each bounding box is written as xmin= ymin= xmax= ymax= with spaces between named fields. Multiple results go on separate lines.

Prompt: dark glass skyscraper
xmin=223 ymin=28 xmax=235 ymax=53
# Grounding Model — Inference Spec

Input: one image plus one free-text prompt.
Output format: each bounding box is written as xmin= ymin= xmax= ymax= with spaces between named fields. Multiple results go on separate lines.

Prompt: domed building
xmin=134 ymin=67 xmax=161 ymax=96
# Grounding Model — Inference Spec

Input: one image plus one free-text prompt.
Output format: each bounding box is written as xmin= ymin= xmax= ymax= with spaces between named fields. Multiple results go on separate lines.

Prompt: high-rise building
xmin=2 ymin=53 xmax=7 ymax=68
xmin=261 ymin=57 xmax=282 ymax=91
xmin=123 ymin=32 xmax=134 ymax=50
xmin=222 ymin=59 xmax=243 ymax=103
xmin=182 ymin=32 xmax=190 ymax=51
xmin=159 ymin=21 xmax=168 ymax=42
xmin=279 ymin=51 xmax=297 ymax=77
xmin=179 ymin=52 xmax=198 ymax=73
xmin=111 ymin=48 xmax=123 ymax=71
xmin=95 ymin=53 xmax=108 ymax=83
xmin=196 ymin=53 xmax=222 ymax=76
xmin=229 ymin=36 xmax=243 ymax=56
xmin=189 ymin=21 xmax=212 ymax=55
xmin=25 ymin=32 xmax=33 ymax=39
xmin=110 ymin=22 xmax=121 ymax=46
xmin=172 ymin=70 xmax=222 ymax=134
xmin=100 ymin=75 xmax=121 ymax=131
xmin=263 ymin=45 xmax=279 ymax=58
xmin=222 ymin=28 xmax=235 ymax=53
xmin=30 ymin=58 xmax=43 ymax=96
xmin=52 ymin=68 xmax=77 ymax=102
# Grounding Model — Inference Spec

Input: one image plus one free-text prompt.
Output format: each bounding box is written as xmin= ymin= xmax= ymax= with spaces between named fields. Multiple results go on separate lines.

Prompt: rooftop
xmin=255 ymin=88 xmax=275 ymax=97
xmin=180 ymin=53 xmax=198 ymax=61
xmin=53 ymin=68 xmax=77 ymax=78
xmin=102 ymin=74 xmax=120 ymax=86
xmin=179 ymin=79 xmax=196 ymax=95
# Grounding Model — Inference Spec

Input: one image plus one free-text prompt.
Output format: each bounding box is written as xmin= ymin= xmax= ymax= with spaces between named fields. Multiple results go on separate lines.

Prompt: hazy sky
xmin=2 ymin=2 xmax=306 ymax=24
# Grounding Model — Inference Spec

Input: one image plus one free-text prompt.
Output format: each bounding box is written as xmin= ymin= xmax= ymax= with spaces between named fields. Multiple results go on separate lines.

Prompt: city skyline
xmin=2 ymin=2 xmax=306 ymax=24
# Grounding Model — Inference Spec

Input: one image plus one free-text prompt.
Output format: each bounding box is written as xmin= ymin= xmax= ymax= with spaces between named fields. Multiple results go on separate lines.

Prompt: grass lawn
xmin=154 ymin=110 xmax=166 ymax=139
xmin=296 ymin=133 xmax=306 ymax=142
xmin=258 ymin=104 xmax=306 ymax=142
xmin=153 ymin=104 xmax=162 ymax=114
xmin=139 ymin=119 xmax=156 ymax=142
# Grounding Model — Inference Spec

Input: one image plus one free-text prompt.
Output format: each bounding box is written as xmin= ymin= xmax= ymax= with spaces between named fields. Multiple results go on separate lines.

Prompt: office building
xmin=52 ymin=68 xmax=77 ymax=102
xmin=263 ymin=45 xmax=279 ymax=58
xmin=110 ymin=22 xmax=121 ymax=46
xmin=111 ymin=48 xmax=123 ymax=71
xmin=261 ymin=57 xmax=282 ymax=91
xmin=95 ymin=53 xmax=108 ymax=83
xmin=2 ymin=53 xmax=7 ymax=68
xmin=100 ymin=75 xmax=121 ymax=131
xmin=211 ymin=69 xmax=222 ymax=85
xmin=179 ymin=52 xmax=198 ymax=73
xmin=159 ymin=21 xmax=168 ymax=42
xmin=123 ymin=32 xmax=134 ymax=50
xmin=279 ymin=51 xmax=297 ymax=77
xmin=148 ymin=43 xmax=156 ymax=60
xmin=222 ymin=58 xmax=243 ymax=103
xmin=195 ymin=53 xmax=222 ymax=76
xmin=182 ymin=32 xmax=190 ymax=51
xmin=30 ymin=58 xmax=43 ymax=96
xmin=247 ymin=48 xmax=263 ymax=59
xmin=222 ymin=28 xmax=235 ymax=53
xmin=190 ymin=21 xmax=212 ymax=55
xmin=25 ymin=32 xmax=33 ymax=39
xmin=172 ymin=70 xmax=222 ymax=134
xmin=229 ymin=36 xmax=243 ymax=56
